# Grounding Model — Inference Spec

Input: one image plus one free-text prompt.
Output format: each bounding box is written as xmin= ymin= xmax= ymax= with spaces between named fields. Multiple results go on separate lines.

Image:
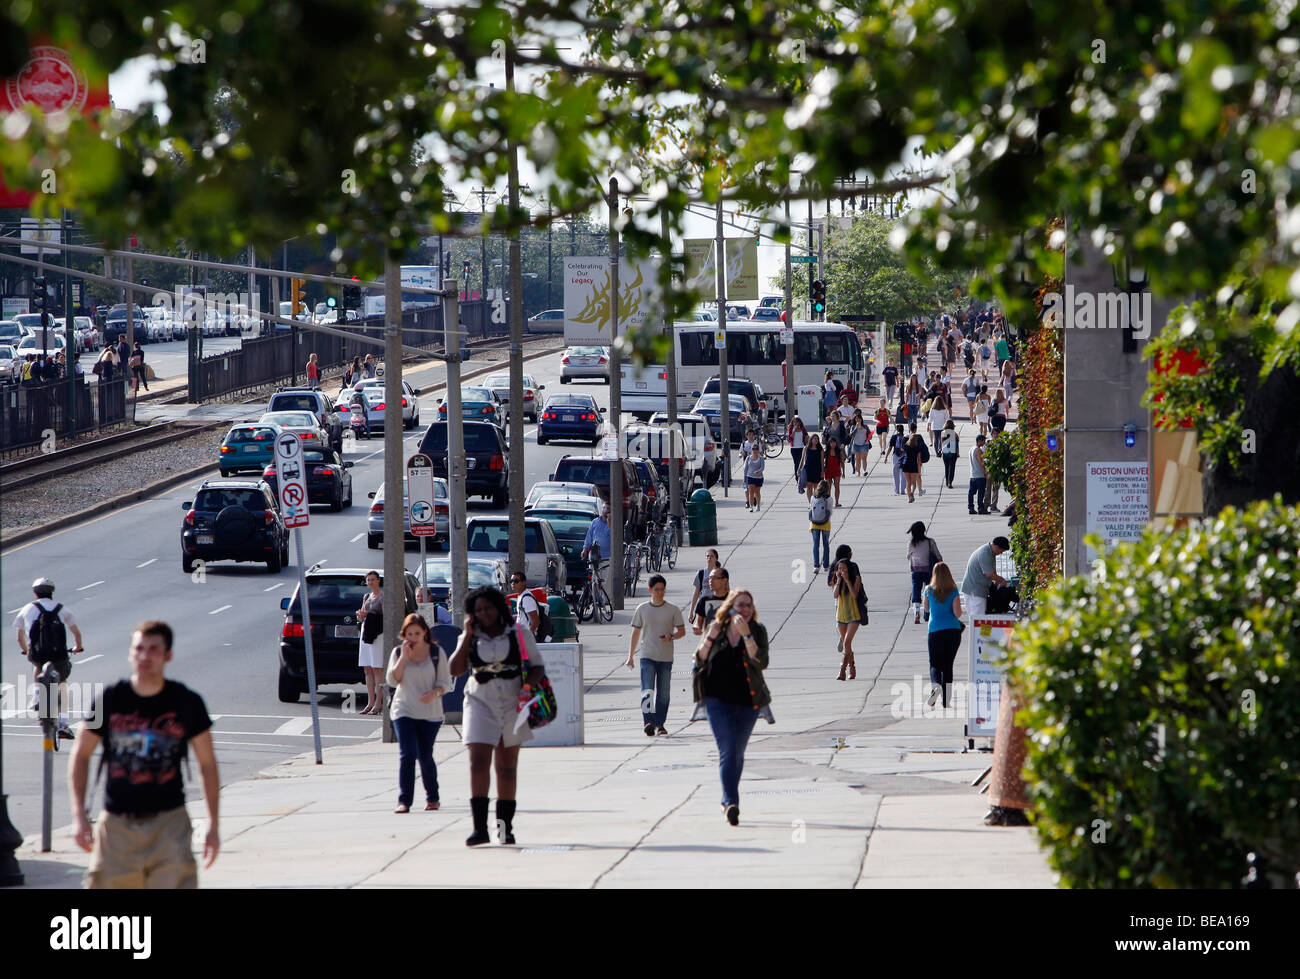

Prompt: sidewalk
xmin=16 ymin=350 xmax=1052 ymax=889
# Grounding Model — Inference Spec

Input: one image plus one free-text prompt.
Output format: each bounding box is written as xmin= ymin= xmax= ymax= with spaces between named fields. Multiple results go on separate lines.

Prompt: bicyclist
xmin=14 ymin=577 xmax=85 ymax=740
xmin=581 ymin=502 xmax=613 ymax=568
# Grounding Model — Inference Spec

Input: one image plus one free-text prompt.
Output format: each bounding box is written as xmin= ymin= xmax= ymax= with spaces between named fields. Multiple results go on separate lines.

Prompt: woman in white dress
xmin=974 ymin=385 xmax=992 ymax=438
xmin=449 ymin=585 xmax=545 ymax=847
xmin=356 ymin=571 xmax=386 ymax=714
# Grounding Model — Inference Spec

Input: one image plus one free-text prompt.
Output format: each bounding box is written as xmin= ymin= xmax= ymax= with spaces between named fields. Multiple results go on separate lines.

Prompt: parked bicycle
xmin=760 ymin=422 xmax=786 ymax=458
xmin=576 ymin=551 xmax=614 ymax=623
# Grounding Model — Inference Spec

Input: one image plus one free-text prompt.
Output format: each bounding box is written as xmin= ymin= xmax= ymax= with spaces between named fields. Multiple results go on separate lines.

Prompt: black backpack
xmin=534 ymin=600 xmax=555 ymax=643
xmin=29 ymin=603 xmax=68 ymax=663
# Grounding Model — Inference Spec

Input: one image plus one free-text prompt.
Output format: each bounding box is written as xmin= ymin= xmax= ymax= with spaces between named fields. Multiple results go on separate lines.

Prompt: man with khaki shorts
xmin=69 ymin=620 xmax=220 ymax=888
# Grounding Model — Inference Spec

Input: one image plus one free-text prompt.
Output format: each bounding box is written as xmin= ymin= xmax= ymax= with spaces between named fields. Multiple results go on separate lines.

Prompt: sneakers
xmin=926 ymin=684 xmax=941 ymax=707
xmin=57 ymin=721 xmax=76 ymax=741
xmin=644 ymin=722 xmax=656 ymax=737
xmin=725 ymin=804 xmax=740 ymax=826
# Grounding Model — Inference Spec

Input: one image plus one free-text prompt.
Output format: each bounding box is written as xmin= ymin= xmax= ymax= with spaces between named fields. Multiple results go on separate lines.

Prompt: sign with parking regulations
xmin=406 ymin=453 xmax=437 ymax=537
xmin=275 ymin=432 xmax=309 ymax=528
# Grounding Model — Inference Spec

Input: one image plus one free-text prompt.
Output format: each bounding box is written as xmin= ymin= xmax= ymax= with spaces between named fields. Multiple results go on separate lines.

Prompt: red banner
xmin=0 ymin=41 xmax=111 ymax=208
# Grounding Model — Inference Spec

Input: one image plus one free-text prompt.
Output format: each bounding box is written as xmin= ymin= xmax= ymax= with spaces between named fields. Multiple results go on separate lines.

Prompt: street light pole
xmin=716 ymin=200 xmax=730 ymax=495
xmin=380 ymin=255 xmax=403 ymax=744
xmin=607 ymin=177 xmax=624 ymax=610
xmin=784 ymin=195 xmax=795 ymax=425
xmin=506 ymin=47 xmax=527 ymax=580
xmin=661 ymin=210 xmax=683 ymax=541
xmin=443 ymin=278 xmax=467 ymax=621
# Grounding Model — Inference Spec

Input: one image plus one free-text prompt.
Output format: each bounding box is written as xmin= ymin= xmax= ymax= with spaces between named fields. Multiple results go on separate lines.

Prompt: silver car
xmin=366 ymin=477 xmax=449 ymax=548
xmin=418 ymin=556 xmax=508 ymax=603
xmin=559 ymin=345 xmax=609 ymax=384
xmin=465 ymin=515 xmax=563 ymax=591
xmin=0 ymin=344 xmax=16 ymax=383
xmin=523 ymin=481 xmax=601 ymax=509
xmin=352 ymin=377 xmax=421 ymax=429
xmin=480 ymin=372 xmax=545 ymax=423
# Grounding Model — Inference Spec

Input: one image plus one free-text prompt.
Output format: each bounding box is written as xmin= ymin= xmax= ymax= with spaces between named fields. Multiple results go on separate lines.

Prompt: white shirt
xmin=836 ymin=403 xmax=855 ymax=422
xmin=13 ymin=598 xmax=77 ymax=649
xmin=515 ymin=591 xmax=541 ymax=634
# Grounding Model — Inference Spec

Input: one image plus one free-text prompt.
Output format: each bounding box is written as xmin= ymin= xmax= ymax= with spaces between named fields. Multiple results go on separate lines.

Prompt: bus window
xmin=820 ymin=333 xmax=848 ymax=365
xmin=679 ymin=330 xmax=716 ymax=366
xmin=748 ymin=331 xmax=784 ymax=366
xmin=793 ymin=332 xmax=821 ymax=365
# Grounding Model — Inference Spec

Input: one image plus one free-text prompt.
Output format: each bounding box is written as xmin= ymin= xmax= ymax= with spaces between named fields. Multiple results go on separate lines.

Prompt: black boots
xmin=466 ymin=796 xmax=491 ymax=846
xmin=496 ymin=799 xmax=517 ymax=845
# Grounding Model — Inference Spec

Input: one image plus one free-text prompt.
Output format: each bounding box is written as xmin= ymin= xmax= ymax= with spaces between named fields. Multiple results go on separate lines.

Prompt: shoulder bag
xmin=515 ymin=621 xmax=557 ymax=728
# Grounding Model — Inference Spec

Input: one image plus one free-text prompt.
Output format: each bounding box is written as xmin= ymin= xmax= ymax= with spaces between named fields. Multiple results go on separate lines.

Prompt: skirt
xmin=463 ymin=675 xmax=534 ymax=747
xmin=358 ymin=635 xmax=385 ymax=668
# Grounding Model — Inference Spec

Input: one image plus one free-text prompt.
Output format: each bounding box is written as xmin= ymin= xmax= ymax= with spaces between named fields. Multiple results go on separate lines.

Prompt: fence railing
xmin=0 ymin=376 xmax=134 ymax=454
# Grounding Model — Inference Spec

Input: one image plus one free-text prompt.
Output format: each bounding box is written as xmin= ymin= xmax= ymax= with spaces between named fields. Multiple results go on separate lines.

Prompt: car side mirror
xmin=343 ymin=461 xmax=354 ymax=469
xmin=368 ymin=491 xmax=376 ymax=499
xmin=537 ymin=384 xmax=545 ymax=390
xmin=599 ymin=406 xmax=607 ymax=413
xmin=280 ymin=597 xmax=291 ymax=611
xmin=181 ymin=501 xmax=192 ymax=509
xmin=692 ymin=391 xmax=701 ymax=398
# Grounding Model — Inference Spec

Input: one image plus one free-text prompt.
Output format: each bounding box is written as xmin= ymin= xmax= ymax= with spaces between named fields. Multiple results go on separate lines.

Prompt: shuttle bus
xmin=621 ymin=320 xmax=866 ymax=419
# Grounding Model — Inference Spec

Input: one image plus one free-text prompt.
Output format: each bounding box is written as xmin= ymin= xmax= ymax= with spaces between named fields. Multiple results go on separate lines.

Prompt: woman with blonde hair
xmin=921 ymin=563 xmax=964 ymax=708
xmin=691 ymin=589 xmax=772 ymax=826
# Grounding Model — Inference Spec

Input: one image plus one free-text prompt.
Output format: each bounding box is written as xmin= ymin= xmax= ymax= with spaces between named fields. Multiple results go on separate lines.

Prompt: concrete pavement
xmin=13 ymin=366 xmax=1055 ymax=887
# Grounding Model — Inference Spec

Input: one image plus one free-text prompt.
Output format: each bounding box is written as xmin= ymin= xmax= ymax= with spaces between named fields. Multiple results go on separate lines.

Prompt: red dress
xmin=825 ymin=450 xmax=842 ymax=479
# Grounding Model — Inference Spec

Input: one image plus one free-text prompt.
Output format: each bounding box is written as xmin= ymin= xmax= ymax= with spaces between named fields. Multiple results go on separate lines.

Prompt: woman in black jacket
xmin=801 ymin=433 xmax=824 ymax=502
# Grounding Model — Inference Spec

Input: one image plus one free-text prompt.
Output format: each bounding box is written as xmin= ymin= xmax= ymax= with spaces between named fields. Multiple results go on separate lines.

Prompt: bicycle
xmin=645 ymin=520 xmax=663 ymax=573
xmin=760 ymin=422 xmax=786 ymax=458
xmin=576 ymin=552 xmax=614 ymax=623
xmin=661 ymin=514 xmax=680 ymax=570
xmin=623 ymin=539 xmax=645 ymax=596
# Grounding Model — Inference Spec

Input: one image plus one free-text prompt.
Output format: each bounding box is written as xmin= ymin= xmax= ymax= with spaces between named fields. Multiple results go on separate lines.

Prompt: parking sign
xmin=275 ymin=432 xmax=309 ymax=528
xmin=406 ymin=453 xmax=437 ymax=537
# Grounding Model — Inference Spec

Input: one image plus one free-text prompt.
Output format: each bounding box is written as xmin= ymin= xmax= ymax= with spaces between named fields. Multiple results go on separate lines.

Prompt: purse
xmin=515 ymin=621 xmax=557 ymax=728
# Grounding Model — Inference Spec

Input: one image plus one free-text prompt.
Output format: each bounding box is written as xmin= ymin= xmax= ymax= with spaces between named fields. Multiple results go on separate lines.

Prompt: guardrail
xmin=0 ymin=376 xmax=136 ymax=456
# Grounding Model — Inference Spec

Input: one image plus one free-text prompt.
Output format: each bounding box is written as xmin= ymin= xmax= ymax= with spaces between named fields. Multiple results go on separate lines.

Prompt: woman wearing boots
xmin=829 ymin=545 xmax=865 ymax=680
xmin=922 ymin=563 xmax=964 ymax=708
xmin=906 ymin=521 xmax=943 ymax=625
xmin=449 ymin=585 xmax=545 ymax=846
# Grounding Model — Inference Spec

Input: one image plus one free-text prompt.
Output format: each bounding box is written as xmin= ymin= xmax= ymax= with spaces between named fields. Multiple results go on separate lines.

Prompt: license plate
xmin=245 ymin=445 xmax=259 ymax=452
xmin=562 ymin=414 xmax=575 ymax=421
xmin=466 ymin=458 xmax=476 ymax=468
xmin=197 ymin=535 xmax=213 ymax=545
xmin=334 ymin=625 xmax=360 ymax=639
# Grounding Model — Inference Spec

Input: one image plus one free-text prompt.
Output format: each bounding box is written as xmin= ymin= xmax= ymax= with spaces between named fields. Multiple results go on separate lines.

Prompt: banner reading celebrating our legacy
xmin=683 ymin=238 xmax=758 ymax=301
xmin=563 ymin=257 xmax=660 ymax=346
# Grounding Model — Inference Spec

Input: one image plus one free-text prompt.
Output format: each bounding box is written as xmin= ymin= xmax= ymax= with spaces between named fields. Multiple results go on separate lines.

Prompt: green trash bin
xmin=686 ymin=488 xmax=717 ymax=547
xmin=547 ymin=595 xmax=578 ymax=642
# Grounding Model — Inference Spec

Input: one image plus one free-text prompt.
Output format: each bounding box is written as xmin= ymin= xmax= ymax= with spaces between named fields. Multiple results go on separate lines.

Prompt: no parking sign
xmin=275 ymin=432 xmax=310 ymax=528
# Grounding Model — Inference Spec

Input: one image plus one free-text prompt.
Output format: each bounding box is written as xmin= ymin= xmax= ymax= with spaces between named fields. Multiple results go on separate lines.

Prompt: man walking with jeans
xmin=69 ymin=620 xmax=220 ymax=888
xmin=626 ymin=575 xmax=686 ymax=737
xmin=961 ymin=537 xmax=1010 ymax=617
xmin=968 ymin=434 xmax=989 ymax=514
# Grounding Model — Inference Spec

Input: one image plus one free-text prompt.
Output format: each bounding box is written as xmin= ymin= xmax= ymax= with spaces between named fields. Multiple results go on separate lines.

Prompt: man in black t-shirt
xmin=692 ymin=566 xmax=730 ymax=635
xmin=69 ymin=620 xmax=220 ymax=888
xmin=688 ymin=549 xmax=721 ymax=627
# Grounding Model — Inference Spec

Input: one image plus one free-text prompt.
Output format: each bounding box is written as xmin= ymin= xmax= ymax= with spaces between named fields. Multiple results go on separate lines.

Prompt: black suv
xmin=181 ymin=479 xmax=290 ymax=573
xmin=700 ymin=375 xmax=769 ymax=425
xmin=550 ymin=455 xmax=647 ymax=536
xmin=419 ymin=421 xmax=509 ymax=507
xmin=267 ymin=387 xmax=345 ymax=453
xmin=277 ymin=567 xmax=420 ymax=702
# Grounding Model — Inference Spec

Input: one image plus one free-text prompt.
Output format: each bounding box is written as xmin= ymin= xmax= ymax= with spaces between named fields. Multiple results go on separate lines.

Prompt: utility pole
xmin=818 ymin=200 xmax=827 ymax=322
xmin=247 ymin=245 xmax=256 ymax=332
xmin=474 ymin=187 xmax=491 ymax=301
xmin=661 ymin=211 xmax=683 ymax=542
xmin=443 ymin=277 xmax=467 ymax=620
xmin=806 ymin=192 xmax=815 ymax=323
xmin=546 ymin=197 xmax=554 ymax=310
xmin=607 ymin=177 xmax=624 ymax=610
xmin=380 ymin=255 xmax=403 ymax=744
xmin=506 ymin=47 xmax=527 ymax=579
xmin=63 ymin=208 xmax=75 ymax=436
xmin=783 ymin=195 xmax=795 ymax=424
xmin=716 ymin=199 xmax=731 ymax=495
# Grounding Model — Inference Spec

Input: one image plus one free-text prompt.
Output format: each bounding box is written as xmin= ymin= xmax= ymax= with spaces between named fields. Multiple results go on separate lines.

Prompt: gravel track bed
xmin=2 ymin=426 xmax=226 ymax=534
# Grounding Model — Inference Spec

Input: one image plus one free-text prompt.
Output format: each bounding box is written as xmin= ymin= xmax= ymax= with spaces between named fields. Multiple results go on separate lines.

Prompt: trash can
xmin=547 ymin=595 xmax=578 ymax=642
xmin=685 ymin=488 xmax=717 ymax=547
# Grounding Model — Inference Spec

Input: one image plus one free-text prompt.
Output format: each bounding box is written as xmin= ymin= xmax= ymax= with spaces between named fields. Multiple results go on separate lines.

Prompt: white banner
xmin=20 ymin=218 xmax=60 ymax=255
xmin=563 ymin=257 xmax=660 ymax=345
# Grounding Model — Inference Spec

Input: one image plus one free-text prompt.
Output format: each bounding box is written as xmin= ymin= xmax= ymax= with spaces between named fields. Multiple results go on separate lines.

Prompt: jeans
xmin=968 ymin=477 xmax=987 ymax=512
xmin=393 ymin=717 xmax=442 ymax=806
xmin=811 ymin=528 xmax=829 ymax=569
xmin=910 ymin=570 xmax=930 ymax=606
xmin=892 ymin=461 xmax=905 ymax=494
xmin=907 ymin=403 xmax=919 ymax=421
xmin=942 ymin=453 xmax=958 ymax=485
xmin=640 ymin=659 xmax=673 ymax=728
xmin=987 ymin=478 xmax=1000 ymax=509
xmin=927 ymin=628 xmax=962 ymax=707
xmin=704 ymin=697 xmax=759 ymax=807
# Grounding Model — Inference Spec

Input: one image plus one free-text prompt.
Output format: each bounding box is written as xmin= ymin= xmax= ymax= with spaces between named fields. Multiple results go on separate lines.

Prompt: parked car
xmin=549 ymin=455 xmax=647 ymax=536
xmin=691 ymin=392 xmax=750 ymax=447
xmin=350 ymin=377 xmax=421 ymax=429
xmin=258 ymin=409 xmax=330 ymax=449
xmin=418 ymin=557 xmax=508 ymax=603
xmin=627 ymin=456 xmax=669 ymax=521
xmin=526 ymin=508 xmax=597 ymax=593
xmin=523 ymin=481 xmax=600 ymax=509
xmin=16 ymin=333 xmax=67 ymax=354
xmin=465 ymin=515 xmax=563 ymax=592
xmin=0 ymin=320 xmax=23 ymax=345
xmin=621 ymin=423 xmax=697 ymax=497
xmin=526 ymin=309 xmax=565 ymax=331
xmin=418 ymin=421 xmax=509 ymax=507
xmin=277 ymin=567 xmax=420 ymax=702
xmin=436 ymin=385 xmax=503 ymax=427
xmin=366 ymin=477 xmax=449 ymax=548
xmin=699 ymin=375 xmax=769 ymax=424
xmin=267 ymin=387 xmax=345 ymax=453
xmin=536 ymin=392 xmax=606 ymax=445
xmin=525 ymin=495 xmax=601 ymax=519
xmin=559 ymin=345 xmax=609 ymax=384
xmin=180 ymin=479 xmax=290 ymax=573
xmin=217 ymin=423 xmax=282 ymax=476
xmin=480 ymin=371 xmax=544 ymax=423
xmin=262 ymin=446 xmax=355 ymax=512
xmin=649 ymin=410 xmax=719 ymax=488
xmin=73 ymin=316 xmax=100 ymax=351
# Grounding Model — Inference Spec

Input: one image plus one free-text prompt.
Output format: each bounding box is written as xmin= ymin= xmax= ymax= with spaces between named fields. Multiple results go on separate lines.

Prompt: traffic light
xmin=811 ymin=279 xmax=826 ymax=318
xmin=32 ymin=276 xmax=48 ymax=326
xmin=342 ymin=282 xmax=361 ymax=310
xmin=326 ymin=295 xmax=337 ymax=308
xmin=290 ymin=277 xmax=307 ymax=316
xmin=462 ymin=259 xmax=471 ymax=282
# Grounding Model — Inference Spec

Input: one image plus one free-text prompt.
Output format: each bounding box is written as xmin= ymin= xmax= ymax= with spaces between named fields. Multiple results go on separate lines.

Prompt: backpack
xmin=534 ymin=601 xmax=555 ymax=643
xmin=809 ymin=495 xmax=832 ymax=524
xmin=892 ymin=434 xmax=906 ymax=460
xmin=918 ymin=440 xmax=931 ymax=464
xmin=29 ymin=603 xmax=68 ymax=664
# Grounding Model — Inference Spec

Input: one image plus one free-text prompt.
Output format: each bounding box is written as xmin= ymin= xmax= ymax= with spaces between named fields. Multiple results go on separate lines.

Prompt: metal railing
xmin=0 ymin=375 xmax=134 ymax=455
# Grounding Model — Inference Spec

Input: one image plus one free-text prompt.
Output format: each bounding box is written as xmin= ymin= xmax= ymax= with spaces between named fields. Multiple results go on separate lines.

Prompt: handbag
xmin=515 ymin=621 xmax=557 ymax=728
xmin=361 ymin=607 xmax=383 ymax=644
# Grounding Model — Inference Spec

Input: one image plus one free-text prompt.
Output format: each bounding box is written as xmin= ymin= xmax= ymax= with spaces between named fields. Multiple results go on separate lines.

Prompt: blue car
xmin=537 ymin=393 xmax=606 ymax=446
xmin=691 ymin=393 xmax=749 ymax=447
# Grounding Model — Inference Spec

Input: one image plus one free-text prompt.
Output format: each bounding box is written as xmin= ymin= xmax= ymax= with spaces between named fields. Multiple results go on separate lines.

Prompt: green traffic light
xmin=327 ymin=296 xmax=337 ymax=307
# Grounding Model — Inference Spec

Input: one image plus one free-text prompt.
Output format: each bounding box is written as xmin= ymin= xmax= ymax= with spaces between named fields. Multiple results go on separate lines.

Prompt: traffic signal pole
xmin=381 ymin=256 xmax=403 ymax=744
xmin=506 ymin=47 xmax=526 ymax=581
xmin=715 ymin=199 xmax=730 ymax=496
xmin=607 ymin=177 xmax=624 ymax=611
xmin=783 ymin=196 xmax=794 ymax=425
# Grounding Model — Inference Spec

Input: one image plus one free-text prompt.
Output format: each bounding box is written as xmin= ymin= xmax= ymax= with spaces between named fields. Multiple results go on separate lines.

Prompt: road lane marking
xmin=76 ymin=581 xmax=105 ymax=591
xmin=263 ymin=583 xmax=282 ymax=592
xmin=78 ymin=654 xmax=103 ymax=664
xmin=350 ymin=532 xmax=365 ymax=542
xmin=209 ymin=604 xmax=233 ymax=615
xmin=6 ymin=608 xmax=22 ymax=614
xmin=272 ymin=717 xmax=314 ymax=736
xmin=136 ymin=558 xmax=157 ymax=568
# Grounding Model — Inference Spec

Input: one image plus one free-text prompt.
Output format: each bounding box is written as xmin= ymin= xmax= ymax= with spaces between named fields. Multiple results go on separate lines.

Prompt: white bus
xmin=621 ymin=320 xmax=867 ymax=419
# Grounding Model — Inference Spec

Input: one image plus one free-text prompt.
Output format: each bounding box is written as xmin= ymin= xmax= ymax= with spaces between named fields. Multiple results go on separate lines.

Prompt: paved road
xmin=0 ymin=349 xmax=611 ymax=834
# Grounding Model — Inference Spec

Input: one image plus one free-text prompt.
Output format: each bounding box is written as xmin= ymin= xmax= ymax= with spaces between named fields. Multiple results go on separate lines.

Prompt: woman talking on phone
xmin=691 ymin=589 xmax=772 ymax=827
xmin=448 ymin=585 xmax=545 ymax=846
xmin=386 ymin=614 xmax=451 ymax=813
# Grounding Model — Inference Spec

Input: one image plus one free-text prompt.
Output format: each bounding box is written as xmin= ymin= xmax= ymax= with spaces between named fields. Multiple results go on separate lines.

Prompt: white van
xmin=621 ymin=424 xmax=698 ymax=497
xmin=647 ymin=411 xmax=719 ymax=488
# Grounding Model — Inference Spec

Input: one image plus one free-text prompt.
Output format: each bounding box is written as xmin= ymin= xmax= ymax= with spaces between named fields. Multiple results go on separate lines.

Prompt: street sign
xmin=406 ymin=453 xmax=438 ymax=537
xmin=275 ymin=432 xmax=309 ymax=528
xmin=791 ymin=255 xmax=818 ymax=264
xmin=714 ymin=329 xmax=725 ymax=349
xmin=779 ymin=328 xmax=794 ymax=345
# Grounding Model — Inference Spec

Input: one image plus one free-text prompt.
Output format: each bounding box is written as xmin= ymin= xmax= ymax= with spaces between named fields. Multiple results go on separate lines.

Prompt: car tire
xmin=492 ymin=487 xmax=508 ymax=509
xmin=537 ymin=435 xmax=547 ymax=445
xmin=182 ymin=554 xmax=195 ymax=574
xmin=219 ymin=469 xmax=230 ymax=478
xmin=330 ymin=490 xmax=343 ymax=513
xmin=267 ymin=547 xmax=283 ymax=573
xmin=281 ymin=541 xmax=290 ymax=567
xmin=560 ymin=376 xmax=569 ymax=384
xmin=277 ymin=670 xmax=301 ymax=704
xmin=342 ymin=484 xmax=353 ymax=509
xmin=368 ymin=533 xmax=381 ymax=549
xmin=590 ymin=437 xmax=601 ymax=447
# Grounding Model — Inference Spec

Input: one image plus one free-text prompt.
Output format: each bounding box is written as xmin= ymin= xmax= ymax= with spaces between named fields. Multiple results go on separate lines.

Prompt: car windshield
xmin=376 ymin=479 xmax=447 ymax=501
xmin=695 ymin=394 xmax=746 ymax=410
xmin=194 ymin=488 xmax=267 ymax=511
xmin=302 ymin=450 xmax=336 ymax=464
xmin=226 ymin=426 xmax=277 ymax=444
xmin=552 ymin=461 xmax=611 ymax=486
xmin=421 ymin=425 xmax=501 ymax=453
xmin=567 ymin=346 xmax=603 ymax=356
xmin=462 ymin=387 xmax=492 ymax=400
xmin=293 ymin=576 xmax=373 ymax=611
xmin=532 ymin=497 xmax=599 ymax=513
xmin=0 ymin=346 xmax=13 ymax=358
xmin=546 ymin=397 xmax=595 ymax=409
xmin=483 ymin=375 xmax=509 ymax=387
xmin=262 ymin=412 xmax=316 ymax=427
xmin=533 ymin=514 xmax=595 ymax=538
xmin=424 ymin=562 xmax=498 ymax=588
xmin=467 ymin=522 xmax=511 ymax=553
xmin=271 ymin=395 xmax=321 ymax=413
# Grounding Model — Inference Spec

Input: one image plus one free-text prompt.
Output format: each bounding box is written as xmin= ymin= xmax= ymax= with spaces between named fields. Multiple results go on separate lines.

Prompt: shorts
xmin=358 ymin=635 xmax=385 ymax=668
xmin=28 ymin=653 xmax=72 ymax=681
xmin=85 ymin=807 xmax=197 ymax=889
xmin=875 ymin=424 xmax=888 ymax=434
xmin=745 ymin=476 xmax=764 ymax=487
